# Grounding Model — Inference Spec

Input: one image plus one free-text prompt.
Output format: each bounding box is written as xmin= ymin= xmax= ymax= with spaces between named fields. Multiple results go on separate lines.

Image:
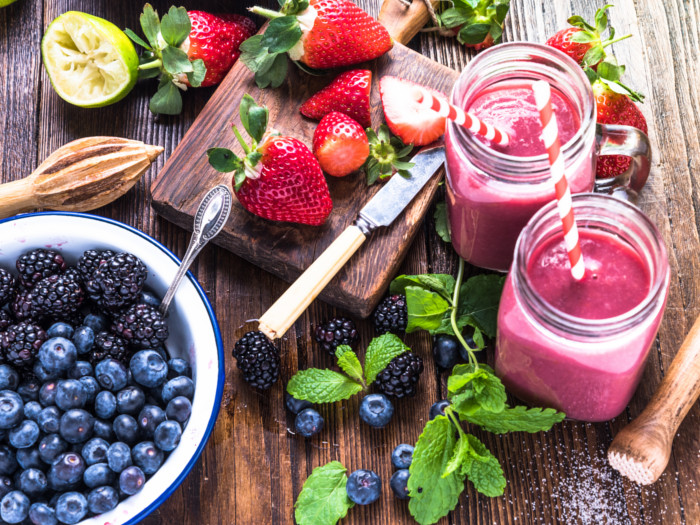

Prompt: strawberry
xmin=301 ymin=70 xmax=372 ymax=128
xmin=241 ymin=0 xmax=392 ymax=88
xmin=208 ymin=95 xmax=332 ymax=225
xmin=127 ymin=4 xmax=256 ymax=114
xmin=313 ymin=112 xmax=369 ymax=177
xmin=593 ymin=81 xmax=648 ymax=178
xmin=438 ymin=0 xmax=510 ymax=50
xmin=379 ymin=76 xmax=448 ymax=147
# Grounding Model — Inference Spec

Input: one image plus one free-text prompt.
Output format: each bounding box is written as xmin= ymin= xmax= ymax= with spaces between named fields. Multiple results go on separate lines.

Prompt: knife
xmin=258 ymin=144 xmax=446 ymax=340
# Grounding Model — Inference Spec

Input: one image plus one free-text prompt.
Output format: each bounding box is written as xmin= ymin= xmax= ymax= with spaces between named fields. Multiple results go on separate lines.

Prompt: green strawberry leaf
xmin=294 ymin=462 xmax=354 ymax=525
xmin=594 ymin=4 xmax=613 ymax=35
xmin=567 ymin=15 xmax=595 ymax=32
xmin=261 ymin=16 xmax=302 ymax=53
xmin=582 ymin=44 xmax=605 ymax=67
xmin=207 ymin=148 xmax=243 ymax=173
xmin=140 ymin=3 xmax=161 ymax=50
xmin=124 ymin=28 xmax=151 ymax=50
xmin=335 ymin=346 xmax=364 ymax=386
xmin=161 ymin=45 xmax=193 ymax=75
xmin=570 ymin=31 xmax=597 ymax=43
xmin=160 ymin=6 xmax=191 ymax=47
xmin=434 ymin=203 xmax=451 ymax=244
xmin=364 ymin=334 xmax=410 ymax=385
xmin=465 ymin=405 xmax=566 ymax=434
xmin=363 ymin=125 xmax=414 ymax=185
xmin=287 ymin=369 xmax=363 ymax=403
xmin=458 ymin=23 xmax=491 ymax=45
xmin=240 ymin=35 xmax=276 ymax=73
xmin=186 ymin=59 xmax=206 ymax=88
xmin=239 ymin=94 xmax=269 ymax=143
xmin=255 ymin=53 xmax=289 ymax=89
xmin=461 ymin=434 xmax=506 ymax=497
xmin=597 ymin=56 xmax=625 ymax=82
xmin=405 ymin=286 xmax=452 ymax=333
xmin=149 ymin=78 xmax=182 ymax=115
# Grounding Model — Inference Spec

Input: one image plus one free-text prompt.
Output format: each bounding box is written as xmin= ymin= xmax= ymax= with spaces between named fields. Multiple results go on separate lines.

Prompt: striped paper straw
xmin=532 ymin=80 xmax=585 ymax=281
xmin=415 ymin=90 xmax=510 ymax=146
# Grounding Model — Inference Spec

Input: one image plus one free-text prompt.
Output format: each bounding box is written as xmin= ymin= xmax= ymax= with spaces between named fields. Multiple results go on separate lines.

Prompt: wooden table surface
xmin=1 ymin=1 xmax=699 ymax=524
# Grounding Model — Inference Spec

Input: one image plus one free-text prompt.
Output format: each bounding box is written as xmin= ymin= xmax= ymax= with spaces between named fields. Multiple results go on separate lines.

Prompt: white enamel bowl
xmin=0 ymin=212 xmax=224 ymax=525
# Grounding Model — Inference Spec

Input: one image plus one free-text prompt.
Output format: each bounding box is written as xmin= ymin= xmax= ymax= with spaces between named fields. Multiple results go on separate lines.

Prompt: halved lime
xmin=42 ymin=11 xmax=139 ymax=108
xmin=0 ymin=0 xmax=19 ymax=7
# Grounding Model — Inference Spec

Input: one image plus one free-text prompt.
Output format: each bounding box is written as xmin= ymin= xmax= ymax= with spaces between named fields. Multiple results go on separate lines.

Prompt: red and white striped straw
xmin=532 ymin=80 xmax=585 ymax=281
xmin=415 ymin=89 xmax=510 ymax=146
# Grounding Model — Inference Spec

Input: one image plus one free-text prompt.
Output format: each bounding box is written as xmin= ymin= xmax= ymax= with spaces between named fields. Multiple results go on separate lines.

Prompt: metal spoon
xmin=159 ymin=184 xmax=233 ymax=315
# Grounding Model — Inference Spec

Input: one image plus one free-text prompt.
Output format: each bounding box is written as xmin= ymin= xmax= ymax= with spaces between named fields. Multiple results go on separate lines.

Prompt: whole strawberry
xmin=241 ymin=0 xmax=392 ymax=88
xmin=313 ymin=112 xmax=369 ymax=177
xmin=208 ymin=95 xmax=332 ymax=225
xmin=438 ymin=0 xmax=510 ymax=50
xmin=301 ymin=69 xmax=372 ymax=128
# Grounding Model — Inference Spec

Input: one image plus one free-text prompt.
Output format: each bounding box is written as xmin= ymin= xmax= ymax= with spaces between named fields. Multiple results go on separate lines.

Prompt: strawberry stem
xmin=248 ymin=6 xmax=286 ymax=20
xmin=232 ymin=126 xmax=252 ymax=155
xmin=138 ymin=59 xmax=162 ymax=70
xmin=603 ymin=33 xmax=632 ymax=48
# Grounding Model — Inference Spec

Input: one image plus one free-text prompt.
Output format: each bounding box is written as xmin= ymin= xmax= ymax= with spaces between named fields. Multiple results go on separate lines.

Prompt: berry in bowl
xmin=0 ymin=212 xmax=223 ymax=525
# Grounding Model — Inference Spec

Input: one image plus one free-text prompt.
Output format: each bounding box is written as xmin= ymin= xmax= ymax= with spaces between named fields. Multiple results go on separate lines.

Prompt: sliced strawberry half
xmin=379 ymin=76 xmax=448 ymax=146
xmin=301 ymin=70 xmax=372 ymax=128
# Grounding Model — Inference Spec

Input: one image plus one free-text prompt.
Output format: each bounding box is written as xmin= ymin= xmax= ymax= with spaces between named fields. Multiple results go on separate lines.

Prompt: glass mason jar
xmin=495 ymin=194 xmax=669 ymax=422
xmin=445 ymin=43 xmax=651 ymax=272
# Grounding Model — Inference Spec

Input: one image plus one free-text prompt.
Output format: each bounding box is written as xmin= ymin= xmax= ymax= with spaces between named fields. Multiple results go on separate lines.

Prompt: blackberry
xmin=16 ymin=249 xmax=66 ymax=289
xmin=88 ymin=332 xmax=130 ymax=366
xmin=1 ymin=322 xmax=48 ymax=369
xmin=232 ymin=331 xmax=280 ymax=390
xmin=62 ymin=267 xmax=83 ymax=284
xmin=86 ymin=253 xmax=147 ymax=311
xmin=372 ymin=294 xmax=408 ymax=335
xmin=314 ymin=317 xmax=358 ymax=355
xmin=374 ymin=352 xmax=423 ymax=399
xmin=25 ymin=274 xmax=84 ymax=320
xmin=0 ymin=311 xmax=11 ymax=332
xmin=76 ymin=250 xmax=116 ymax=283
xmin=111 ymin=304 xmax=168 ymax=349
xmin=0 ymin=269 xmax=16 ymax=307
xmin=11 ymin=289 xmax=35 ymax=322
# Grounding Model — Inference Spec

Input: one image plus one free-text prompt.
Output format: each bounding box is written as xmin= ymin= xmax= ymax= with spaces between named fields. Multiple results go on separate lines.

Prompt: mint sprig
xmin=438 ymin=0 xmax=511 ymax=46
xmin=294 ymin=461 xmax=354 ymax=525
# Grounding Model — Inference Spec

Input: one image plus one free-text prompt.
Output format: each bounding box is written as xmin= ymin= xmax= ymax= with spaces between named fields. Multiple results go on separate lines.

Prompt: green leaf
xmin=240 ymin=35 xmax=276 ymax=73
xmin=207 ymin=148 xmax=242 ymax=173
xmin=261 ymin=16 xmax=302 ymax=53
xmin=567 ymin=15 xmax=595 ymax=32
xmin=462 ymin=434 xmax=506 ymax=497
xmin=434 ymin=202 xmax=451 ymax=243
xmin=464 ymin=405 xmax=566 ymax=434
xmin=582 ymin=44 xmax=605 ymax=67
xmin=161 ymin=45 xmax=193 ymax=75
xmin=160 ymin=6 xmax=191 ymax=47
xmin=124 ymin=28 xmax=151 ymax=50
xmin=287 ymin=369 xmax=363 ymax=403
xmin=570 ymin=31 xmax=597 ymax=43
xmin=364 ymin=334 xmax=410 ymax=385
xmin=408 ymin=416 xmax=465 ymax=525
xmin=335 ymin=346 xmax=364 ymax=385
xmin=294 ymin=462 xmax=354 ymax=525
xmin=595 ymin=4 xmax=612 ymax=35
xmin=489 ymin=22 xmax=503 ymax=44
xmin=597 ymin=56 xmax=624 ymax=82
xmin=140 ymin=4 xmax=161 ymax=49
xmin=447 ymin=363 xmax=506 ymax=414
xmin=439 ymin=8 xmax=470 ymax=29
xmin=256 ymin=53 xmax=289 ymax=89
xmin=456 ymin=274 xmax=505 ymax=338
xmin=405 ymin=286 xmax=452 ymax=333
xmin=458 ymin=23 xmax=491 ymax=45
xmin=239 ymin=94 xmax=269 ymax=143
xmin=149 ymin=79 xmax=182 ymax=115
xmin=186 ymin=59 xmax=207 ymax=88
xmin=442 ymin=433 xmax=469 ymax=478
xmin=390 ymin=274 xmax=455 ymax=301
xmin=494 ymin=0 xmax=510 ymax=23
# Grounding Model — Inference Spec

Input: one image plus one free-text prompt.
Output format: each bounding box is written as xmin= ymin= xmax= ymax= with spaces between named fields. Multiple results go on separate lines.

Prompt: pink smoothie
xmin=495 ymin=230 xmax=663 ymax=422
xmin=445 ymin=82 xmax=594 ymax=271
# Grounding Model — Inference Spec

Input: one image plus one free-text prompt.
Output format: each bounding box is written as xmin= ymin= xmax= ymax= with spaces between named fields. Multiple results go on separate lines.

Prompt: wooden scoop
xmin=379 ymin=0 xmax=440 ymax=44
xmin=608 ymin=314 xmax=700 ymax=484
xmin=0 ymin=136 xmax=163 ymax=218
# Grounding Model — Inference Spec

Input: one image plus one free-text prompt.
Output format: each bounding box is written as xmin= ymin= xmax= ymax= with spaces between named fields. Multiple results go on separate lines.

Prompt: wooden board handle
xmin=258 ymin=225 xmax=367 ymax=340
xmin=379 ymin=0 xmax=440 ymax=46
xmin=608 ymin=313 xmax=700 ymax=484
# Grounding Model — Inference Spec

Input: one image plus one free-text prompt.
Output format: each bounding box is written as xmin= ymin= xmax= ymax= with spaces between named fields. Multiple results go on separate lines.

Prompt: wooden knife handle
xmin=379 ymin=0 xmax=440 ymax=46
xmin=258 ymin=225 xmax=367 ymax=340
xmin=608 ymin=313 xmax=700 ymax=483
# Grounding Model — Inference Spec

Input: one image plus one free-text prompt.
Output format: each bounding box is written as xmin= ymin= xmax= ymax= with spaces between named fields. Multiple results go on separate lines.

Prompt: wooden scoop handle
xmin=379 ymin=0 xmax=440 ymax=46
xmin=608 ymin=313 xmax=700 ymax=484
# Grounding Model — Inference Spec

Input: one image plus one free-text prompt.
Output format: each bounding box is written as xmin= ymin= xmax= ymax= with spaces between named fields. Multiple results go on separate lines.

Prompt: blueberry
xmin=18 ymin=468 xmax=47 ymax=497
xmin=38 ymin=382 xmax=58 ymax=407
xmin=129 ymin=350 xmax=168 ymax=389
xmin=71 ymin=326 xmax=94 ymax=355
xmin=16 ymin=448 xmax=43 ymax=471
xmin=107 ymin=442 xmax=132 ymax=473
xmin=0 ymin=446 xmax=16 ymax=475
xmin=37 ymin=407 xmax=60 ymax=434
xmin=87 ymin=485 xmax=119 ymax=514
xmin=91 ymin=392 xmax=114 ymax=422
xmin=346 ymin=469 xmax=382 ymax=505
xmin=59 ymin=409 xmax=94 ymax=444
xmin=0 ymin=490 xmax=30 ymax=523
xmin=116 ymin=386 xmax=145 ymax=415
xmin=67 ymin=361 xmax=93 ymax=379
xmin=154 ymin=346 xmax=170 ymax=361
xmin=23 ymin=401 xmax=42 ymax=422
xmin=55 ymin=380 xmax=87 ymax=411
xmin=458 ymin=330 xmax=479 ymax=362
xmin=167 ymin=358 xmax=192 ymax=379
xmin=47 ymin=452 xmax=85 ymax=491
xmin=28 ymin=502 xmax=57 ymax=525
xmin=285 ymin=392 xmax=312 ymax=415
xmin=161 ymin=376 xmax=194 ymax=403
xmin=391 ymin=444 xmax=414 ymax=469
xmin=38 ymin=337 xmax=77 ymax=374
xmin=429 ymin=400 xmax=451 ymax=420
xmin=55 ymin=492 xmax=87 ymax=524
xmin=79 ymin=376 xmax=100 ymax=404
xmin=139 ymin=290 xmax=161 ymax=308
xmin=95 ymin=359 xmax=128 ymax=392
xmin=8 ymin=420 xmax=39 ymax=448
xmin=83 ymin=463 xmax=115 ymax=488
xmin=113 ymin=414 xmax=139 ymax=444
xmin=137 ymin=405 xmax=166 ymax=438
xmin=0 ymin=366 xmax=19 ymax=391
xmin=79 ymin=438 xmax=108 ymax=467
xmin=390 ymin=469 xmax=410 ymax=500
xmin=165 ymin=396 xmax=191 ymax=424
xmin=0 ymin=476 xmax=12 ymax=499
xmin=92 ymin=419 xmax=114 ymax=441
xmin=47 ymin=322 xmax=74 ymax=340
xmin=38 ymin=434 xmax=68 ymax=465
xmin=359 ymin=394 xmax=394 ymax=428
xmin=0 ymin=391 xmax=23 ymax=430
xmin=119 ymin=465 xmax=145 ymax=495
xmin=82 ymin=314 xmax=108 ymax=334
xmin=294 ymin=409 xmax=324 ymax=438
xmin=154 ymin=420 xmax=181 ymax=452
xmin=17 ymin=378 xmax=40 ymax=403
xmin=433 ymin=335 xmax=460 ymax=369
xmin=132 ymin=441 xmax=163 ymax=474
xmin=33 ymin=362 xmax=58 ymax=383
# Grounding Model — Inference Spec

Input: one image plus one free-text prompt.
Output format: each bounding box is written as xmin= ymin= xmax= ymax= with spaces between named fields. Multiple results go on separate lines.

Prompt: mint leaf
xmin=464 ymin=405 xmax=566 ymax=434
xmin=461 ymin=434 xmax=506 ymax=497
xmin=207 ymin=148 xmax=242 ymax=173
xmin=140 ymin=3 xmax=161 ymax=49
xmin=294 ymin=461 xmax=354 ymax=525
xmin=405 ymin=286 xmax=452 ymax=333
xmin=161 ymin=45 xmax=193 ymax=75
xmin=160 ymin=6 xmax=191 ymax=47
xmin=434 ymin=203 xmax=451 ymax=244
xmin=186 ymin=59 xmax=206 ymax=88
xmin=149 ymin=79 xmax=182 ymax=115
xmin=408 ymin=416 xmax=465 ymax=525
xmin=261 ymin=16 xmax=301 ymax=53
xmin=364 ymin=334 xmax=410 ymax=385
xmin=335 ymin=346 xmax=364 ymax=385
xmin=447 ymin=364 xmax=506 ymax=415
xmin=391 ymin=274 xmax=455 ymax=301
xmin=456 ymin=274 xmax=505 ymax=339
xmin=287 ymin=369 xmax=363 ymax=403
xmin=239 ymin=94 xmax=269 ymax=143
xmin=442 ymin=433 xmax=469 ymax=478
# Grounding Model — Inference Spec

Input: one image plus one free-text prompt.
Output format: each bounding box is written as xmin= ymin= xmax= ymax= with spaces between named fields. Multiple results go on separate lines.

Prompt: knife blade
xmin=258 ymin=144 xmax=446 ymax=340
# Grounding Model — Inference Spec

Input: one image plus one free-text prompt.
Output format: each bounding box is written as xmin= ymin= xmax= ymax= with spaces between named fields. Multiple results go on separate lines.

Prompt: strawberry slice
xmin=379 ymin=76 xmax=448 ymax=146
xmin=313 ymin=112 xmax=369 ymax=177
xmin=301 ymin=70 xmax=372 ymax=128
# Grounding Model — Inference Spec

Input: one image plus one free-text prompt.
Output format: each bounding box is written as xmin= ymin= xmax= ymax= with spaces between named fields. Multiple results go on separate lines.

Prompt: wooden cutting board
xmin=151 ymin=5 xmax=458 ymax=318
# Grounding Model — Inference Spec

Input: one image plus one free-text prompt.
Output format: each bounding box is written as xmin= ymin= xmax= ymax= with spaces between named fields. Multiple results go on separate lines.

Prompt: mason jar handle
xmin=594 ymin=123 xmax=652 ymax=203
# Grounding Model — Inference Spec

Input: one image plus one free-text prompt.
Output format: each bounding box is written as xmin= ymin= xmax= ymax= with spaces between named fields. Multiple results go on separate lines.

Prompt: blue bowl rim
xmin=0 ymin=211 xmax=225 ymax=525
